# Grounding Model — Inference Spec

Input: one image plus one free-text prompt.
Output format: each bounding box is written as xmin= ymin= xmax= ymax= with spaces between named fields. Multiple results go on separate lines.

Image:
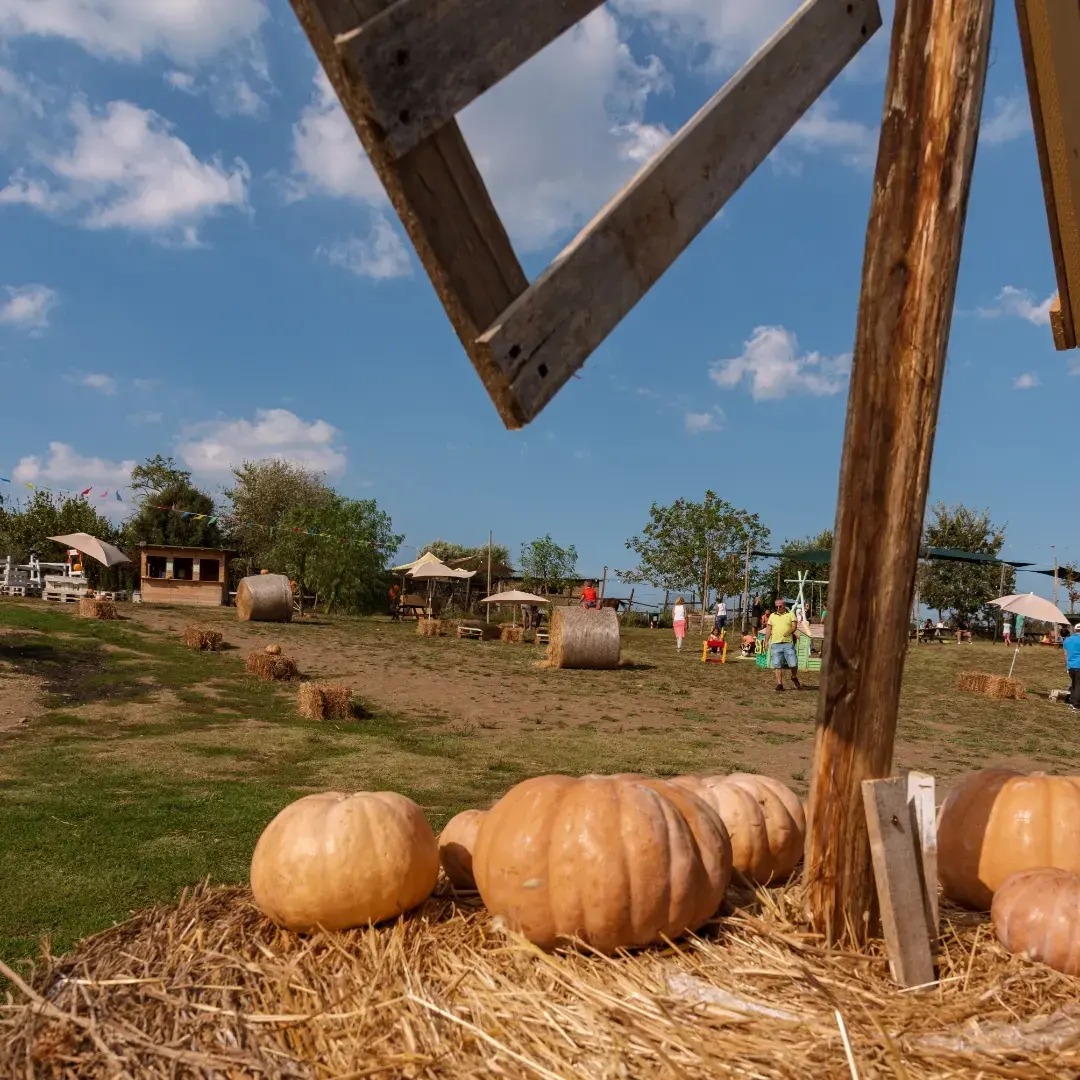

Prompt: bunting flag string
xmin=0 ymin=476 xmax=375 ymax=549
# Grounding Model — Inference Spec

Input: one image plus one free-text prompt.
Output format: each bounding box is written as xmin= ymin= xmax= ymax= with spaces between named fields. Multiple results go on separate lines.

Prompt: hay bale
xmin=78 ymin=598 xmax=118 ymax=620
xmin=236 ymin=575 xmax=293 ymax=623
xmin=956 ymin=671 xmax=1026 ymax=700
xmin=548 ymin=606 xmax=621 ymax=669
xmin=298 ymin=682 xmax=353 ymax=721
xmin=417 ymin=618 xmax=439 ymax=637
xmin=4 ymin=882 xmax=1080 ymax=1078
xmin=183 ymin=624 xmax=223 ymax=651
xmin=500 ymin=624 xmax=525 ymax=644
xmin=956 ymin=672 xmax=988 ymax=694
xmin=245 ymin=650 xmax=298 ymax=681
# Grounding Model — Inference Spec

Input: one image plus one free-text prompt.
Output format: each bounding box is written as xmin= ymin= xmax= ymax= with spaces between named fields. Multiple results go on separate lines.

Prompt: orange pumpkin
xmin=472 ymin=774 xmax=732 ymax=953
xmin=672 ymin=773 xmax=805 ymax=883
xmin=251 ymin=791 xmax=438 ymax=932
xmin=265 ymin=643 xmax=282 ymax=656
xmin=938 ymin=769 xmax=1080 ymax=910
xmin=992 ymin=868 xmax=1080 ymax=975
xmin=439 ymin=809 xmax=485 ymax=890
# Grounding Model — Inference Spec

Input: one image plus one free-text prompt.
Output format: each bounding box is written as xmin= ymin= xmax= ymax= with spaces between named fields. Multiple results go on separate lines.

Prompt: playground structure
xmin=1 ymin=551 xmax=91 ymax=602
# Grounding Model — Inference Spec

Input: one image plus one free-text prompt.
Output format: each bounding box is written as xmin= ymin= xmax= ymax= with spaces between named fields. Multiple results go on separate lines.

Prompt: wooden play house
xmin=138 ymin=545 xmax=234 ymax=608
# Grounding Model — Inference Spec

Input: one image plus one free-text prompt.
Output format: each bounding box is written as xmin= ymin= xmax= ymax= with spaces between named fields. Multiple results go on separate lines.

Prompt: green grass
xmin=2 ymin=602 xmax=1079 ymax=966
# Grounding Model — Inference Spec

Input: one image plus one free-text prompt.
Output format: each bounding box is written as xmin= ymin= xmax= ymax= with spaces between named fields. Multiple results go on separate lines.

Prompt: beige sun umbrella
xmin=48 ymin=533 xmax=130 ymax=568
xmin=990 ymin=593 xmax=1072 ymax=677
xmin=480 ymin=590 xmax=550 ymax=626
xmin=407 ymin=558 xmax=476 ymax=613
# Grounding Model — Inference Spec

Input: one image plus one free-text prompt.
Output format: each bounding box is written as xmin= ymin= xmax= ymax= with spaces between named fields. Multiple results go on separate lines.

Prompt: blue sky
xmin=0 ymin=0 xmax=1073 ymax=600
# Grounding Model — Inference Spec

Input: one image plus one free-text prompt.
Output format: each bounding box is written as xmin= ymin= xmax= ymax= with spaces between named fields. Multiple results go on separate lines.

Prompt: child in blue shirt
xmin=1064 ymin=625 xmax=1080 ymax=711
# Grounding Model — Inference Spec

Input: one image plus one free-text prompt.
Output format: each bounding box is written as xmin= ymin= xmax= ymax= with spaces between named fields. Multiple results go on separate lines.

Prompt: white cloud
xmin=163 ymin=63 xmax=267 ymax=119
xmin=0 ymin=0 xmax=267 ymax=65
xmin=318 ymin=215 xmax=412 ymax=281
xmin=710 ymin=325 xmax=851 ymax=400
xmin=1013 ymin=372 xmax=1040 ymax=391
xmin=783 ymin=98 xmax=878 ymax=170
xmin=684 ymin=409 xmax=722 ymax=434
xmin=0 ymin=100 xmax=249 ymax=244
xmin=981 ymin=94 xmax=1032 ymax=147
xmin=133 ymin=377 xmax=160 ymax=391
xmin=288 ymin=9 xmax=672 ymax=253
xmin=177 ymin=408 xmax=347 ymax=476
xmin=128 ymin=410 xmax=162 ymax=424
xmin=12 ymin=441 xmax=134 ymax=486
xmin=72 ymin=372 xmax=117 ymax=394
xmin=0 ymin=284 xmax=58 ymax=330
xmin=978 ymin=286 xmax=1054 ymax=326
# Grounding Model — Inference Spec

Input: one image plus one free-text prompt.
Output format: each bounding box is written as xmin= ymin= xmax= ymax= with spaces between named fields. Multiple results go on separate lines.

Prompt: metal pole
xmin=486 ymin=530 xmax=492 ymax=624
xmin=741 ymin=537 xmax=752 ymax=632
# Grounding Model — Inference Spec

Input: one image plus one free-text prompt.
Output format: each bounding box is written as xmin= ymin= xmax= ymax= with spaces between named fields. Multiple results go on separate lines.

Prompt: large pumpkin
xmin=251 ymin=791 xmax=439 ymax=931
xmin=472 ymin=774 xmax=732 ymax=952
xmin=938 ymin=769 xmax=1080 ymax=910
xmin=439 ymin=809 xmax=485 ymax=890
xmin=672 ymin=773 xmax=805 ymax=883
xmin=992 ymin=868 xmax=1080 ymax=976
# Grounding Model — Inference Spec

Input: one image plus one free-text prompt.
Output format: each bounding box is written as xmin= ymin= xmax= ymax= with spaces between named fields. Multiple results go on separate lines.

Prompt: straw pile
xmin=244 ymin=650 xmax=298 ymax=681
xmin=500 ymin=624 xmax=525 ymax=644
xmin=417 ymin=618 xmax=444 ymax=637
xmin=956 ymin=671 xmax=1026 ymax=700
xmin=297 ymin=682 xmax=353 ymax=720
xmin=2 ymin=882 xmax=1077 ymax=1078
xmin=182 ymin=624 xmax=222 ymax=651
xmin=235 ymin=574 xmax=293 ymax=623
xmin=77 ymin=598 xmax=117 ymax=620
xmin=548 ymin=606 xmax=621 ymax=669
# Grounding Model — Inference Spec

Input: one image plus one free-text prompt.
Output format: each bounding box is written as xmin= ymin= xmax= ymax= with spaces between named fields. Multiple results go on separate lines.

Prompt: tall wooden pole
xmin=741 ymin=538 xmax=752 ymax=632
xmin=804 ymin=0 xmax=993 ymax=946
xmin=485 ymin=530 xmax=493 ymax=624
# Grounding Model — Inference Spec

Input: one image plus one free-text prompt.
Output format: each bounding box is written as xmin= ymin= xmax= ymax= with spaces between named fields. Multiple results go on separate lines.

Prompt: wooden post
xmin=741 ymin=538 xmax=752 ymax=632
xmin=804 ymin=0 xmax=993 ymax=945
xmin=485 ymin=530 xmax=492 ymax=624
xmin=599 ymin=566 xmax=608 ymax=603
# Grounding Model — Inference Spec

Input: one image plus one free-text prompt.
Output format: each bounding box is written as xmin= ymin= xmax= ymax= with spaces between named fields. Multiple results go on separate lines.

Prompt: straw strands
xmin=245 ymin=651 xmax=298 ymax=681
xmin=548 ymin=606 xmax=621 ymax=669
xmin=77 ymin=598 xmax=117 ymax=620
xmin=417 ymin=618 xmax=446 ymax=637
xmin=182 ymin=624 xmax=222 ymax=651
xmin=500 ymin=624 xmax=525 ymax=644
xmin=297 ymin=682 xmax=353 ymax=721
xmin=1 ymin=881 xmax=1077 ymax=1078
xmin=235 ymin=574 xmax=293 ymax=623
xmin=956 ymin=672 xmax=1026 ymax=700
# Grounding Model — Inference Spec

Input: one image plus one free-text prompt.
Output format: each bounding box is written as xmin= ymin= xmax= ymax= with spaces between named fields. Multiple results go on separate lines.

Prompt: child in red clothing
xmin=580 ymin=580 xmax=598 ymax=609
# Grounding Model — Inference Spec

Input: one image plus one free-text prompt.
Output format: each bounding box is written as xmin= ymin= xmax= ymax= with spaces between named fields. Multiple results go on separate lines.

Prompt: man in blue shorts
xmin=765 ymin=597 xmax=801 ymax=692
xmin=1065 ymin=624 xmax=1080 ymax=711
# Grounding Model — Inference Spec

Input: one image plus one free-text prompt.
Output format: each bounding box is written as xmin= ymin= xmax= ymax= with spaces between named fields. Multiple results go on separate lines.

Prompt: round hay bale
xmin=236 ymin=575 xmax=293 ymax=623
xmin=548 ymin=607 xmax=620 ymax=670
xmin=265 ymin=644 xmax=282 ymax=655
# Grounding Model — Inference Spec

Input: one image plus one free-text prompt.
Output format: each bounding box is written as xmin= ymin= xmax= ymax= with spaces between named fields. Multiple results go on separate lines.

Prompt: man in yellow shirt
xmin=765 ymin=597 xmax=802 ymax=692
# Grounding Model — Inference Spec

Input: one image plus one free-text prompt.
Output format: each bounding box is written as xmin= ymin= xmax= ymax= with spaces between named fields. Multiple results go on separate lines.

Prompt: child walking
xmin=672 ymin=597 xmax=687 ymax=651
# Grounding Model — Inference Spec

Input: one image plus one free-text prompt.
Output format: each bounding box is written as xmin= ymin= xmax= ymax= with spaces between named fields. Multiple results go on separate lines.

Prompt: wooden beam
xmin=803 ymin=0 xmax=993 ymax=946
xmin=290 ymin=0 xmax=531 ymax=427
xmin=341 ymin=0 xmax=607 ymax=159
xmin=862 ymin=778 xmax=936 ymax=989
xmin=1015 ymin=0 xmax=1080 ymax=351
xmin=476 ymin=0 xmax=882 ymax=425
xmin=902 ymin=769 xmax=939 ymax=947
xmin=1050 ymin=294 xmax=1069 ymax=350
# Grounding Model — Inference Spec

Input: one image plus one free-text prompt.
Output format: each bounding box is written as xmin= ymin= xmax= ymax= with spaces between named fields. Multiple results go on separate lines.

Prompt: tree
xmin=1062 ymin=566 xmax=1080 ymax=615
xmin=224 ymin=460 xmax=330 ymax=574
xmin=130 ymin=454 xmax=191 ymax=497
xmin=519 ymin=535 xmax=578 ymax=594
xmin=620 ymin=492 xmax=769 ymax=606
xmin=262 ymin=494 xmax=402 ymax=613
xmin=918 ymin=502 xmax=1014 ymax=622
xmin=423 ymin=539 xmax=513 ymax=573
xmin=122 ymin=480 xmax=222 ymax=549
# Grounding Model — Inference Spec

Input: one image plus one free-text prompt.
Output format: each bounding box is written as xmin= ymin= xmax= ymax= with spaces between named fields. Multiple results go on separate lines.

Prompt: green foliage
xmin=122 ymin=481 xmax=222 ymax=549
xmin=620 ymin=492 xmax=769 ymax=603
xmin=224 ymin=460 xmax=330 ymax=575
xmin=1063 ymin=567 xmax=1080 ymax=614
xmin=771 ymin=530 xmax=833 ymax=609
xmin=262 ymin=494 xmax=403 ymax=614
xmin=129 ymin=455 xmax=191 ymax=497
xmin=918 ymin=502 xmax=1013 ymax=621
xmin=423 ymin=539 xmax=512 ymax=573
xmin=519 ymin=535 xmax=578 ymax=594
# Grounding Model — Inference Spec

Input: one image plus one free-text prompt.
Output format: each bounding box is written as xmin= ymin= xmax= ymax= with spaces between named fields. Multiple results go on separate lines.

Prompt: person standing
xmin=714 ymin=596 xmax=727 ymax=635
xmin=1003 ymin=617 xmax=1012 ymax=646
xmin=672 ymin=597 xmax=687 ymax=652
xmin=1015 ymin=614 xmax=1026 ymax=646
xmin=1066 ymin=625 xmax=1080 ymax=711
xmin=765 ymin=597 xmax=801 ymax=692
xmin=751 ymin=593 xmax=762 ymax=625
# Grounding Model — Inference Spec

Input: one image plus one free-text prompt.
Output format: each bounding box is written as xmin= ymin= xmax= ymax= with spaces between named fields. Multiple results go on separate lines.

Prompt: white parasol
xmin=48 ymin=533 xmax=131 ymax=568
xmin=406 ymin=558 xmax=476 ymax=612
xmin=990 ymin=593 xmax=1072 ymax=677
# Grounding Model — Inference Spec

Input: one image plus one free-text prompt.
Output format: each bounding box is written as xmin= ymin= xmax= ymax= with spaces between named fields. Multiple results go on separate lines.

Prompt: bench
xmin=535 ymin=631 xmax=549 ymax=645
xmin=457 ymin=625 xmax=483 ymax=640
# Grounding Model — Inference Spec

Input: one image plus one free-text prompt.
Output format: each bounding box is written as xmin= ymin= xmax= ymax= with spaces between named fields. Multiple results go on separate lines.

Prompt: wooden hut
xmin=138 ymin=545 xmax=233 ymax=607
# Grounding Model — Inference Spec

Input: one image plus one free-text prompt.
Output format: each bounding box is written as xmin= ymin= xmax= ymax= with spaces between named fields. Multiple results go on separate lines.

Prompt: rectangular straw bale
xmin=246 ymin=651 xmax=298 ymax=681
xmin=500 ymin=624 xmax=525 ymax=644
xmin=78 ymin=598 xmax=118 ymax=620
xmin=299 ymin=682 xmax=353 ymax=720
xmin=183 ymin=624 xmax=223 ymax=651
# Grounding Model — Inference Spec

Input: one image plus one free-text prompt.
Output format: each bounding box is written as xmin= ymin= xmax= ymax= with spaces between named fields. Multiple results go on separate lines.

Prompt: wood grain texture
xmin=862 ymin=779 xmax=936 ymax=989
xmin=803 ymin=0 xmax=994 ymax=946
xmin=290 ymin=0 xmax=530 ymax=427
xmin=1015 ymin=0 xmax=1080 ymax=350
xmin=343 ymin=0 xmax=607 ymax=159
xmin=903 ymin=769 xmax=939 ymax=947
xmin=476 ymin=0 xmax=882 ymax=425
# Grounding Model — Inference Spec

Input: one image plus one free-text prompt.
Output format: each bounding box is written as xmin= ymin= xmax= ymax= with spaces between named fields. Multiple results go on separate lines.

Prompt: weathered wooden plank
xmin=903 ymin=769 xmax=939 ymax=946
xmin=803 ymin=0 xmax=993 ymax=946
xmin=862 ymin=778 xmax=936 ymax=989
xmin=476 ymin=0 xmax=882 ymax=425
xmin=1015 ymin=0 xmax=1080 ymax=351
xmin=290 ymin=0 xmax=531 ymax=427
xmin=341 ymin=0 xmax=608 ymax=159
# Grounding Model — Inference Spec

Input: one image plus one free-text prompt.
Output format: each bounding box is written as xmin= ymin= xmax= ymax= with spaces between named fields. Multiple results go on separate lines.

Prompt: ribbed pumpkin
xmin=938 ymin=769 xmax=1080 ymax=910
xmin=439 ymin=809 xmax=485 ymax=890
xmin=992 ymin=868 xmax=1080 ymax=975
xmin=251 ymin=791 xmax=439 ymax=932
xmin=672 ymin=773 xmax=805 ymax=884
xmin=472 ymin=774 xmax=732 ymax=953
